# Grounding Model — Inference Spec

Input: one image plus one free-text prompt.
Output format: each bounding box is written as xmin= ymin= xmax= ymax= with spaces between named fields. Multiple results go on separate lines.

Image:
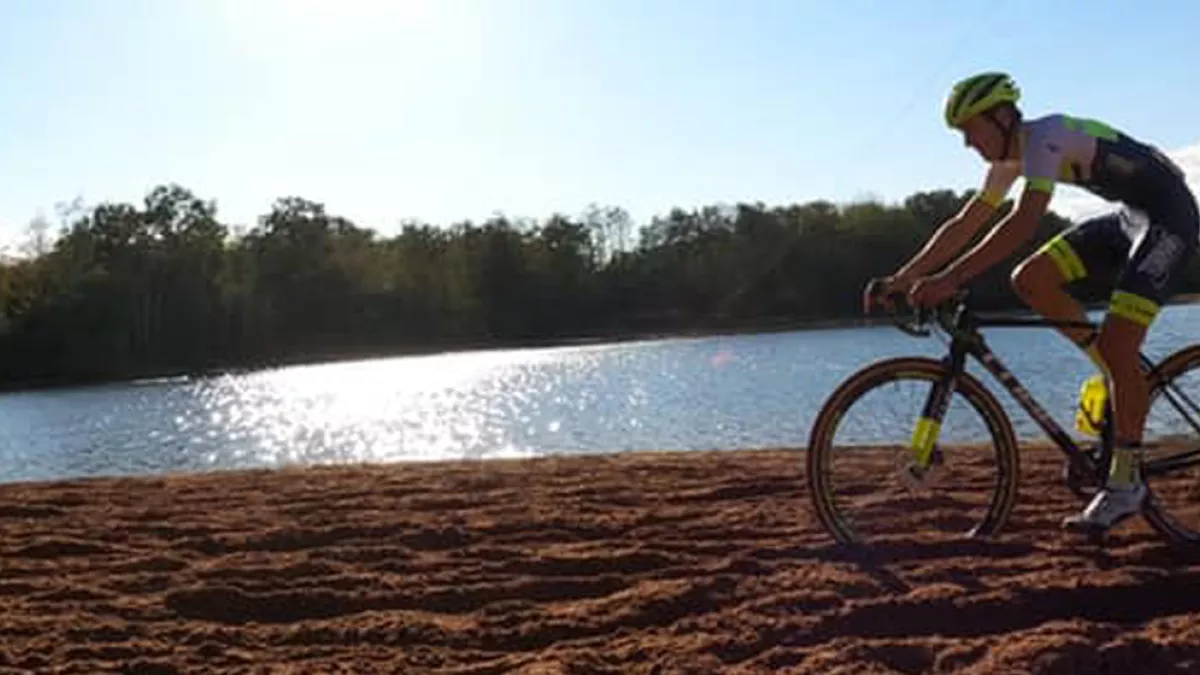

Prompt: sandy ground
xmin=2 ymin=444 xmax=1199 ymax=674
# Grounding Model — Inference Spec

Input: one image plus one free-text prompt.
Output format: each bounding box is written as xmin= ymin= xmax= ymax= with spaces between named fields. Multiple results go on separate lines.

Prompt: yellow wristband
xmin=978 ymin=189 xmax=1003 ymax=208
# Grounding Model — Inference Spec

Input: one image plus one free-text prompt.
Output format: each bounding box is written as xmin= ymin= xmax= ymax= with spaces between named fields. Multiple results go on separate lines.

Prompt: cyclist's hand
xmin=863 ymin=276 xmax=907 ymax=314
xmin=908 ymin=272 xmax=958 ymax=309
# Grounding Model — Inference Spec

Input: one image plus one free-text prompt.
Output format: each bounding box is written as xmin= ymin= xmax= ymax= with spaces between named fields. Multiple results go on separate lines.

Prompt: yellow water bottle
xmin=1075 ymin=374 xmax=1108 ymax=436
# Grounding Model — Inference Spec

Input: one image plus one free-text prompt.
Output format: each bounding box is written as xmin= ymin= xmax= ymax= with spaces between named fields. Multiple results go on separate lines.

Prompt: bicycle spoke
xmin=1152 ymin=365 xmax=1200 ymax=431
xmin=1143 ymin=446 xmax=1200 ymax=477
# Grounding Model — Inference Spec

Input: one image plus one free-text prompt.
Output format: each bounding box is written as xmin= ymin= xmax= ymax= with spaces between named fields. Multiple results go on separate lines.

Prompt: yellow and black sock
xmin=1108 ymin=441 xmax=1142 ymax=488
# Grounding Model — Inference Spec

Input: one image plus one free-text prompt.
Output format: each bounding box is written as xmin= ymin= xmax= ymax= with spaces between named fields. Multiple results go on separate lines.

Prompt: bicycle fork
xmin=904 ymin=348 xmax=967 ymax=485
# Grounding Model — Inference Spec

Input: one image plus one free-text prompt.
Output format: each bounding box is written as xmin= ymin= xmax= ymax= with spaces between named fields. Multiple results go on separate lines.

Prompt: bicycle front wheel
xmin=807 ymin=356 xmax=1020 ymax=546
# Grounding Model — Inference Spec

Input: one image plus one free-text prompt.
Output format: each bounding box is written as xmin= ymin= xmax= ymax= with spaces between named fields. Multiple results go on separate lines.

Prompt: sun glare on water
xmin=204 ymin=349 xmax=568 ymax=466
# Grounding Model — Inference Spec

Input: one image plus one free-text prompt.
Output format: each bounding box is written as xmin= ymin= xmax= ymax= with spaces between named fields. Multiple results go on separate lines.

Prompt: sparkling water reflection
xmin=3 ymin=303 xmax=1200 ymax=483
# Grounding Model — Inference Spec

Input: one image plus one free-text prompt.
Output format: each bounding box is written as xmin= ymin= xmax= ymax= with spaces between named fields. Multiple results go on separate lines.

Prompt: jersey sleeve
xmin=978 ymin=161 xmax=1020 ymax=207
xmin=1021 ymin=122 xmax=1062 ymax=195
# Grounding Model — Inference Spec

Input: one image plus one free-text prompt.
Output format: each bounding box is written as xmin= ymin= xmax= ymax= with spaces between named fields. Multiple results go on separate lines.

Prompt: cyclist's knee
xmin=1010 ymin=252 xmax=1065 ymax=301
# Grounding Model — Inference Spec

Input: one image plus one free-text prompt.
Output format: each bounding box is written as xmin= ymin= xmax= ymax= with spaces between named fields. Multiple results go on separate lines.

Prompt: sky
xmin=0 ymin=0 xmax=1198 ymax=250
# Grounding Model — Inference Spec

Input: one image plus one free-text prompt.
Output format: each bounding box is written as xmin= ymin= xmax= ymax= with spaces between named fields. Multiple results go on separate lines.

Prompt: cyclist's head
xmin=944 ymin=72 xmax=1022 ymax=161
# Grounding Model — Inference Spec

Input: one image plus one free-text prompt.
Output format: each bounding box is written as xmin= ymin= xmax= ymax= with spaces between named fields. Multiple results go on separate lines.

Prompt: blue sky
xmin=0 ymin=0 xmax=1198 ymax=249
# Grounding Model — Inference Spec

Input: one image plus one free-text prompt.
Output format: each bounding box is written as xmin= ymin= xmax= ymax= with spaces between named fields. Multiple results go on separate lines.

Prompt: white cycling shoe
xmin=1062 ymin=482 xmax=1148 ymax=534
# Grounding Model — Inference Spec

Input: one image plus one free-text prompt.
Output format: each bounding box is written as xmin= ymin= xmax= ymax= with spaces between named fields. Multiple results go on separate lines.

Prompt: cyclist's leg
xmin=1100 ymin=211 xmax=1198 ymax=450
xmin=1099 ymin=226 xmax=1189 ymax=446
xmin=1010 ymin=212 xmax=1129 ymax=370
xmin=1065 ymin=205 xmax=1200 ymax=532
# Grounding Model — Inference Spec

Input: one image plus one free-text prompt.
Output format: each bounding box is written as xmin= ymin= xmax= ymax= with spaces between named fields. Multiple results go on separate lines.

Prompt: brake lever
xmin=932 ymin=290 xmax=973 ymax=341
xmin=883 ymin=291 xmax=930 ymax=338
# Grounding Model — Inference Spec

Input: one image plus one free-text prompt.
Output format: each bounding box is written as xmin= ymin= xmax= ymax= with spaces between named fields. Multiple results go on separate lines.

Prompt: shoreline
xmin=5 ymin=293 xmax=1199 ymax=395
xmin=0 ymin=433 xmax=1101 ymax=489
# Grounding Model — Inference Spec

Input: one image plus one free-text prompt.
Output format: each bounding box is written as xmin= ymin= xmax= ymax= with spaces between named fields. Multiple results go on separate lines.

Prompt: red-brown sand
xmin=1 ymin=444 xmax=1199 ymax=674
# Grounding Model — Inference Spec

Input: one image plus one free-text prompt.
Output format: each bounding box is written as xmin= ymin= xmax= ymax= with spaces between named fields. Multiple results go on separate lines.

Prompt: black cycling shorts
xmin=1037 ymin=184 xmax=1200 ymax=327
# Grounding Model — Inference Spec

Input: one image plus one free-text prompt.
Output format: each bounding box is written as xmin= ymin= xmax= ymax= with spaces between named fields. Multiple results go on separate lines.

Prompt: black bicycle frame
xmin=916 ymin=304 xmax=1200 ymax=477
xmin=926 ymin=310 xmax=1093 ymax=463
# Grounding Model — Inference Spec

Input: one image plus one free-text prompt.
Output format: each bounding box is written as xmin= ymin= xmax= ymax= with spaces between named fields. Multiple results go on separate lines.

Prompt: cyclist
xmin=864 ymin=72 xmax=1199 ymax=536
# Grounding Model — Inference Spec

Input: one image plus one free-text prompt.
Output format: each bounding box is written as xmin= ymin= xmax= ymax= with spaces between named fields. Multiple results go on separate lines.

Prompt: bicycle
xmin=806 ymin=288 xmax=1200 ymax=551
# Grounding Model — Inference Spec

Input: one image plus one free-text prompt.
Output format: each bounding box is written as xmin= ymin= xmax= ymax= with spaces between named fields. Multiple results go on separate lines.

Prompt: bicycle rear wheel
xmin=807 ymin=356 xmax=1020 ymax=546
xmin=1140 ymin=344 xmax=1200 ymax=551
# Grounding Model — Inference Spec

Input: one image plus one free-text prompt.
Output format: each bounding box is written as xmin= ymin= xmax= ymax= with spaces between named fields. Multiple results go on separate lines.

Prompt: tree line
xmin=0 ymin=183 xmax=1193 ymax=389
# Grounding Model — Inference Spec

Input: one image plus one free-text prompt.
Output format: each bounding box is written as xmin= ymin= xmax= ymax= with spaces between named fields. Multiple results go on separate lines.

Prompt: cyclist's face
xmin=960 ymin=115 xmax=1004 ymax=161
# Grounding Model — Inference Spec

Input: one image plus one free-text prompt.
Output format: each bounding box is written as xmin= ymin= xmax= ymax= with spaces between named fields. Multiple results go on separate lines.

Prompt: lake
xmin=4 ymin=303 xmax=1200 ymax=484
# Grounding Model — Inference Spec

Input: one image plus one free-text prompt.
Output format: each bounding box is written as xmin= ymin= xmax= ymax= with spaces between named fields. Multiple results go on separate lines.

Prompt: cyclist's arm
xmin=893 ymin=162 xmax=1018 ymax=283
xmin=938 ymin=125 xmax=1060 ymax=286
xmin=940 ymin=182 xmax=1053 ymax=286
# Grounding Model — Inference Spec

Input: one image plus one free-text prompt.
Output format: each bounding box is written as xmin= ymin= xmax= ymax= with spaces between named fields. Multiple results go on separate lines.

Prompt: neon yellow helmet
xmin=944 ymin=72 xmax=1020 ymax=128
